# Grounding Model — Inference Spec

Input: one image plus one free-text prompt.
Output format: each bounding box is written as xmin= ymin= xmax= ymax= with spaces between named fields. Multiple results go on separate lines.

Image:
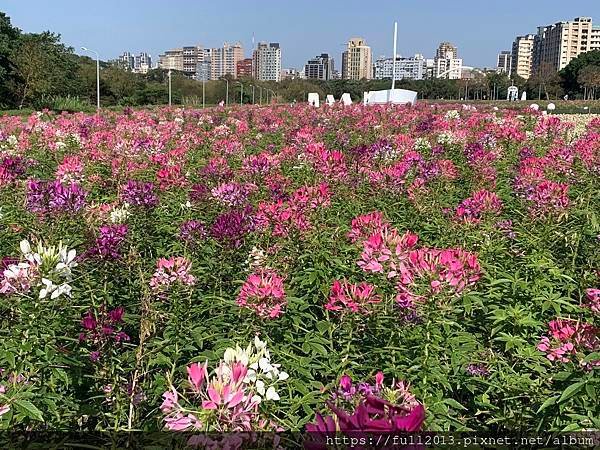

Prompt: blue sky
xmin=3 ymin=0 xmax=600 ymax=68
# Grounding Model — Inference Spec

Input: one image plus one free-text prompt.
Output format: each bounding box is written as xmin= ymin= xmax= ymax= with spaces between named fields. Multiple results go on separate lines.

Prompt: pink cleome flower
xmin=237 ymin=270 xmax=287 ymax=319
xmin=347 ymin=211 xmax=389 ymax=244
xmin=325 ymin=280 xmax=381 ymax=314
xmin=538 ymin=318 xmax=600 ymax=368
xmin=454 ymin=190 xmax=503 ymax=223
xmin=150 ymin=256 xmax=197 ymax=291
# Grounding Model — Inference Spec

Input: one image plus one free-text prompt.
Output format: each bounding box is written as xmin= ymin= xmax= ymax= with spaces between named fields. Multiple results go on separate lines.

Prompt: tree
xmin=527 ymin=62 xmax=562 ymax=100
xmin=0 ymin=12 xmax=21 ymax=107
xmin=560 ymin=50 xmax=600 ymax=97
xmin=9 ymin=32 xmax=78 ymax=108
xmin=577 ymin=66 xmax=600 ymax=100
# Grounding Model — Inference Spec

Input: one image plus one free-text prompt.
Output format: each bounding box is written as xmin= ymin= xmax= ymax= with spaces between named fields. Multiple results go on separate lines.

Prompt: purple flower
xmin=26 ymin=180 xmax=49 ymax=213
xmin=26 ymin=179 xmax=87 ymax=214
xmin=466 ymin=363 xmax=490 ymax=377
xmin=48 ymin=181 xmax=88 ymax=212
xmin=114 ymin=331 xmax=130 ymax=343
xmin=211 ymin=181 xmax=255 ymax=207
xmin=94 ymin=224 xmax=128 ymax=259
xmin=179 ymin=220 xmax=206 ymax=246
xmin=121 ymin=180 xmax=158 ymax=208
xmin=81 ymin=313 xmax=97 ymax=330
xmin=189 ymin=183 xmax=210 ymax=203
xmin=210 ymin=206 xmax=255 ymax=248
xmin=108 ymin=306 xmax=125 ymax=323
xmin=0 ymin=156 xmax=27 ymax=180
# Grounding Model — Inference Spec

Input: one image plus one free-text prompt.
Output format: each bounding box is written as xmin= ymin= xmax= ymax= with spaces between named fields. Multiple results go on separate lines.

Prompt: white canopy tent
xmin=308 ymin=93 xmax=320 ymax=107
xmin=363 ymin=89 xmax=418 ymax=106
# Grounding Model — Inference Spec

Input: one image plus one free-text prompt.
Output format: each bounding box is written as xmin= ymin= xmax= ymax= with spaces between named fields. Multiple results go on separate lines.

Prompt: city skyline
xmin=3 ymin=0 xmax=600 ymax=70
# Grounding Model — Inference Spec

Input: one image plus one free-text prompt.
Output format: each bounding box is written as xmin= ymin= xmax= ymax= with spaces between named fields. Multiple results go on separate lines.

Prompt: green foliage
xmin=561 ymin=50 xmax=600 ymax=97
xmin=0 ymin=12 xmax=21 ymax=107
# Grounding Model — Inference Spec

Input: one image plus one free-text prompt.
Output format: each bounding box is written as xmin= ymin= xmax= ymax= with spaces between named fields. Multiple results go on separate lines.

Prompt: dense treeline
xmin=2 ymin=10 xmax=600 ymax=111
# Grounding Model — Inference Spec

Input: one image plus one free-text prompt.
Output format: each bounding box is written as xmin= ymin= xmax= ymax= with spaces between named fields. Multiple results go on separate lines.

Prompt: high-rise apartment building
xmin=159 ymin=45 xmax=214 ymax=79
xmin=341 ymin=38 xmax=372 ymax=80
xmin=253 ymin=42 xmax=282 ymax=81
xmin=211 ymin=42 xmax=244 ymax=79
xmin=133 ymin=52 xmax=152 ymax=73
xmin=196 ymin=49 xmax=211 ymax=81
xmin=511 ymin=34 xmax=535 ymax=79
xmin=425 ymin=58 xmax=435 ymax=79
xmin=119 ymin=52 xmax=135 ymax=70
xmin=433 ymin=42 xmax=462 ymax=79
xmin=436 ymin=42 xmax=458 ymax=60
xmin=373 ymin=54 xmax=426 ymax=80
xmin=304 ymin=53 xmax=334 ymax=80
xmin=533 ymin=17 xmax=600 ymax=72
xmin=158 ymin=48 xmax=185 ymax=72
xmin=496 ymin=51 xmax=512 ymax=74
xmin=236 ymin=58 xmax=253 ymax=78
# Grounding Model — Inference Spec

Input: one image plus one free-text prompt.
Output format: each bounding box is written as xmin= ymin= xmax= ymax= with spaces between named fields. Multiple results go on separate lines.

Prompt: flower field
xmin=0 ymin=104 xmax=599 ymax=438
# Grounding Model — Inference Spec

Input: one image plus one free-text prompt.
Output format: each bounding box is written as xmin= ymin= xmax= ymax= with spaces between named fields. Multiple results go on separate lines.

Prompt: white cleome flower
xmin=39 ymin=278 xmax=56 ymax=299
xmin=278 ymin=371 xmax=289 ymax=381
xmin=19 ymin=240 xmax=32 ymax=255
xmin=255 ymin=379 xmax=265 ymax=396
xmin=110 ymin=204 xmax=131 ymax=224
xmin=265 ymin=386 xmax=280 ymax=401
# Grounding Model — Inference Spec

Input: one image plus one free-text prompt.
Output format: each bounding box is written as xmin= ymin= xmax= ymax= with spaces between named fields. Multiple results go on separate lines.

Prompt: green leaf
xmin=536 ymin=395 xmax=558 ymax=413
xmin=582 ymin=352 xmax=600 ymax=363
xmin=443 ymin=398 xmax=468 ymax=411
xmin=558 ymin=381 xmax=586 ymax=404
xmin=14 ymin=400 xmax=44 ymax=422
xmin=315 ymin=321 xmax=330 ymax=334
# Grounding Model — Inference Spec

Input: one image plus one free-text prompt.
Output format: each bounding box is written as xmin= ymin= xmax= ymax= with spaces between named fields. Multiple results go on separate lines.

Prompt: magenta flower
xmin=93 ymin=224 xmax=128 ymax=259
xmin=237 ymin=270 xmax=287 ymax=319
xmin=538 ymin=318 xmax=600 ymax=369
xmin=347 ymin=211 xmax=389 ymax=244
xmin=455 ymin=190 xmax=503 ymax=223
xmin=307 ymin=373 xmax=425 ymax=434
xmin=325 ymin=280 xmax=381 ymax=314
xmin=79 ymin=305 xmax=129 ymax=361
xmin=585 ymin=288 xmax=600 ymax=314
xmin=187 ymin=361 xmax=208 ymax=392
xmin=81 ymin=312 xmax=97 ymax=330
xmin=210 ymin=206 xmax=255 ymax=248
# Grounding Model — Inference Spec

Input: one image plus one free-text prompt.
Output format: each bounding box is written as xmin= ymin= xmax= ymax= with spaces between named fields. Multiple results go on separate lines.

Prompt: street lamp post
xmin=81 ymin=47 xmax=100 ymax=110
xmin=202 ymin=79 xmax=205 ymax=108
xmin=259 ymin=86 xmax=263 ymax=105
xmin=168 ymin=70 xmax=172 ymax=106
xmin=220 ymin=78 xmax=229 ymax=106
xmin=236 ymin=81 xmax=244 ymax=105
xmin=251 ymin=85 xmax=255 ymax=104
